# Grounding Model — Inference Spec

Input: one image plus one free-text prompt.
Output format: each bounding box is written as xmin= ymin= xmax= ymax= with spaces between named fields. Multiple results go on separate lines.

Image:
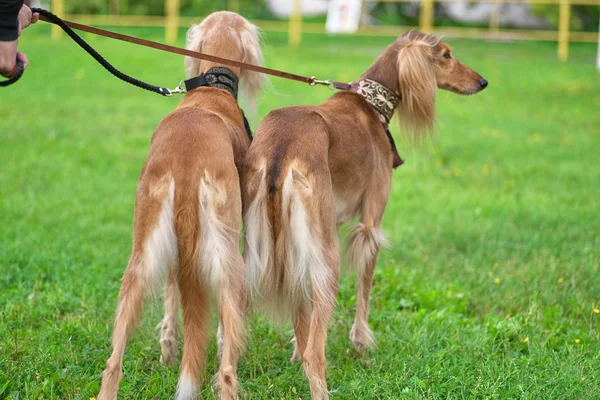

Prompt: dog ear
xmin=238 ymin=23 xmax=267 ymax=115
xmin=184 ymin=23 xmax=205 ymax=79
xmin=396 ymin=40 xmax=437 ymax=142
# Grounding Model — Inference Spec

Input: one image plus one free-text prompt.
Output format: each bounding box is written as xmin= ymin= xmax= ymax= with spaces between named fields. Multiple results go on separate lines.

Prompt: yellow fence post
xmin=109 ymin=0 xmax=120 ymax=16
xmin=419 ymin=0 xmax=434 ymax=33
xmin=597 ymin=14 xmax=600 ymax=70
xmin=51 ymin=0 xmax=64 ymax=40
xmin=289 ymin=0 xmax=302 ymax=47
xmin=165 ymin=0 xmax=180 ymax=44
xmin=558 ymin=0 xmax=571 ymax=62
xmin=228 ymin=0 xmax=239 ymax=13
xmin=489 ymin=2 xmax=500 ymax=34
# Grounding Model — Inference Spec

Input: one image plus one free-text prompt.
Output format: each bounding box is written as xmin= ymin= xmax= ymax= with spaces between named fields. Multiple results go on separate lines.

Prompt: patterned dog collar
xmin=184 ymin=67 xmax=238 ymax=99
xmin=350 ymin=79 xmax=400 ymax=123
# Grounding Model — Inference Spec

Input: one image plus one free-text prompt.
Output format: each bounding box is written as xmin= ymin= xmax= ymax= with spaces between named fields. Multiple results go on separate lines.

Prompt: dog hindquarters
xmin=172 ymin=173 xmax=246 ymax=400
xmin=244 ymin=164 xmax=339 ymax=399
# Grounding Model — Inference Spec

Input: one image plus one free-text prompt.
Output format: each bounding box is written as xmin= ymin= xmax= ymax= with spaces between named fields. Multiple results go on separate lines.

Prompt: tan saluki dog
xmin=98 ymin=11 xmax=265 ymax=400
xmin=242 ymin=31 xmax=487 ymax=399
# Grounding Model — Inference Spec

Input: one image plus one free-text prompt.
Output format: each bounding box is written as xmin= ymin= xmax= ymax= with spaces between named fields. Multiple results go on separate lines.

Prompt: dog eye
xmin=443 ymin=52 xmax=452 ymax=59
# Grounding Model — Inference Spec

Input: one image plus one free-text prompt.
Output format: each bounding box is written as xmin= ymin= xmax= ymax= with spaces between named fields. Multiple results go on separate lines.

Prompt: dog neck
xmin=184 ymin=67 xmax=239 ymax=99
xmin=182 ymin=67 xmax=253 ymax=141
xmin=343 ymin=79 xmax=403 ymax=169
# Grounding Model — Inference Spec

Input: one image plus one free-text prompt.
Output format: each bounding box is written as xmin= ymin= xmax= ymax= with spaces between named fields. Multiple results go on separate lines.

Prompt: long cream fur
xmin=245 ymin=167 xmax=335 ymax=319
xmin=347 ymin=223 xmax=390 ymax=273
xmin=396 ymin=35 xmax=439 ymax=142
xmin=281 ymin=169 xmax=335 ymax=311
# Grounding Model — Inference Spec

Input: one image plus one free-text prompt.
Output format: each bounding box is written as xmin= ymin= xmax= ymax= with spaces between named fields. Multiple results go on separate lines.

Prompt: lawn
xmin=1 ymin=23 xmax=599 ymax=399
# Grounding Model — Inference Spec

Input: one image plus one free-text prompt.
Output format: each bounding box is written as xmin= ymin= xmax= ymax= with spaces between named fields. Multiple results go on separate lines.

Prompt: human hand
xmin=1 ymin=5 xmax=37 ymax=78
xmin=0 ymin=40 xmax=18 ymax=77
xmin=17 ymin=5 xmax=39 ymax=36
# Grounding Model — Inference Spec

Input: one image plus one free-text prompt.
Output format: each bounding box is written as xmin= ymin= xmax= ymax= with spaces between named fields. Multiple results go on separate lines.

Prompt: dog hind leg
xmin=98 ymin=254 xmax=147 ymax=400
xmin=283 ymin=168 xmax=339 ymax=399
xmin=159 ymin=266 xmax=180 ymax=366
xmin=175 ymin=267 xmax=210 ymax=400
xmin=290 ymin=304 xmax=310 ymax=364
xmin=215 ymin=254 xmax=246 ymax=400
xmin=303 ymin=248 xmax=339 ymax=400
xmin=99 ymin=177 xmax=177 ymax=400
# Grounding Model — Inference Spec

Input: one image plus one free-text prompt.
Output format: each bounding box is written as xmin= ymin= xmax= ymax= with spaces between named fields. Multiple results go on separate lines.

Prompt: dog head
xmin=394 ymin=31 xmax=487 ymax=141
xmin=185 ymin=11 xmax=267 ymax=112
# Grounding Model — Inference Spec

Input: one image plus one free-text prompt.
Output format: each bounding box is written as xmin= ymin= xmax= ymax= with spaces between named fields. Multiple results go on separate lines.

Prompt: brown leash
xmin=37 ymin=14 xmax=329 ymax=87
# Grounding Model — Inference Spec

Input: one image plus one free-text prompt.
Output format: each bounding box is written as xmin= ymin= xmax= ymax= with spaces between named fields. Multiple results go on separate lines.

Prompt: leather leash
xmin=36 ymin=14 xmax=320 ymax=86
xmin=2 ymin=8 xmax=339 ymax=91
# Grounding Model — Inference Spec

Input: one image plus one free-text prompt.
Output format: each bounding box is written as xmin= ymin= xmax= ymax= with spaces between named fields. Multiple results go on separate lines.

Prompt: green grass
xmin=1 ymin=24 xmax=599 ymax=399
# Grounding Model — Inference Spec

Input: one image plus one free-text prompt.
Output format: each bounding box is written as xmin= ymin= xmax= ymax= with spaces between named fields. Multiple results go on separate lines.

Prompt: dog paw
xmin=159 ymin=320 xmax=179 ymax=366
xmin=350 ymin=322 xmax=375 ymax=354
xmin=160 ymin=336 xmax=179 ymax=366
xmin=290 ymin=346 xmax=302 ymax=364
xmin=214 ymin=367 xmax=239 ymax=400
xmin=98 ymin=364 xmax=122 ymax=400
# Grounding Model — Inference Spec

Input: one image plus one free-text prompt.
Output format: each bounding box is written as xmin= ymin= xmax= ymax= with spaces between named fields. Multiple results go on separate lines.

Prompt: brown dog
xmin=242 ymin=31 xmax=487 ymax=399
xmin=97 ymin=11 xmax=265 ymax=400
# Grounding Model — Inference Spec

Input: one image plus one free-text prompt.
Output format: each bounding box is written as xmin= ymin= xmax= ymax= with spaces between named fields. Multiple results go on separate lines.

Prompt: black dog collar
xmin=182 ymin=67 xmax=253 ymax=141
xmin=184 ymin=67 xmax=238 ymax=99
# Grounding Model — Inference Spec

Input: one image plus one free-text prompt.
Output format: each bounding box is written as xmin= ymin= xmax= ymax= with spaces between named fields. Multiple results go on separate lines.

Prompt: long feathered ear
xmin=396 ymin=40 xmax=437 ymax=143
xmin=184 ymin=23 xmax=205 ymax=78
xmin=239 ymin=23 xmax=267 ymax=115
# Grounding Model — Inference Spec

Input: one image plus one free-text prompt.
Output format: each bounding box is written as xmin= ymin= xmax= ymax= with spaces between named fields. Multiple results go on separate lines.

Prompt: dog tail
xmin=245 ymin=163 xmax=336 ymax=318
xmin=244 ymin=166 xmax=274 ymax=298
xmin=197 ymin=172 xmax=245 ymax=362
xmin=173 ymin=177 xmax=200 ymax=281
xmin=279 ymin=167 xmax=336 ymax=311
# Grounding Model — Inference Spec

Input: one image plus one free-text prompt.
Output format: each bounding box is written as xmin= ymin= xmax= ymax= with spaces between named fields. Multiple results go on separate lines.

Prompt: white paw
xmin=159 ymin=322 xmax=179 ymax=366
xmin=349 ymin=322 xmax=375 ymax=353
xmin=290 ymin=345 xmax=302 ymax=364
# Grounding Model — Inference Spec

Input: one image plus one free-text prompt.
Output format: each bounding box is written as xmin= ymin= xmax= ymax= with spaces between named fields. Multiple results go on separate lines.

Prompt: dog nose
xmin=479 ymin=78 xmax=488 ymax=89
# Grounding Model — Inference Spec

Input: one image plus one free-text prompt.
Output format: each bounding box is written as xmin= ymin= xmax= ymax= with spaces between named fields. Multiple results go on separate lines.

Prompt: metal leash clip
xmin=165 ymin=80 xmax=186 ymax=96
xmin=309 ymin=76 xmax=336 ymax=91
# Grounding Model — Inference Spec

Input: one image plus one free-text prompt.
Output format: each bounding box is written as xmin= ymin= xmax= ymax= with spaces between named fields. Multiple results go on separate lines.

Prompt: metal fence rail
xmin=50 ymin=0 xmax=600 ymax=62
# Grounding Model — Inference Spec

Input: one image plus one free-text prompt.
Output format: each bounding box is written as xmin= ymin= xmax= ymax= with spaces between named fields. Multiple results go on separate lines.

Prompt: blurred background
xmin=1 ymin=0 xmax=599 ymax=399
xmin=28 ymin=0 xmax=600 ymax=62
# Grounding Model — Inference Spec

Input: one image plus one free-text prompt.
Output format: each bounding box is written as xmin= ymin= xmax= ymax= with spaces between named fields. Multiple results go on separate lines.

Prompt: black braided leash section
xmin=21 ymin=8 xmax=171 ymax=95
xmin=0 ymin=58 xmax=24 ymax=87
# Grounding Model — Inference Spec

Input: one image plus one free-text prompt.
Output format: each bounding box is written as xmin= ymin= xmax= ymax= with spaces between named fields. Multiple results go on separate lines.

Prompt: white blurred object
xmin=267 ymin=0 xmax=328 ymax=18
xmin=442 ymin=3 xmax=548 ymax=28
xmin=326 ymin=0 xmax=363 ymax=33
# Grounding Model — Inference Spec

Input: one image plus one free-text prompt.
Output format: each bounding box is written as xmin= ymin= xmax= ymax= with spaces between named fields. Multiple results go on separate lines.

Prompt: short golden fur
xmin=242 ymin=31 xmax=487 ymax=399
xmin=97 ymin=11 xmax=265 ymax=400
